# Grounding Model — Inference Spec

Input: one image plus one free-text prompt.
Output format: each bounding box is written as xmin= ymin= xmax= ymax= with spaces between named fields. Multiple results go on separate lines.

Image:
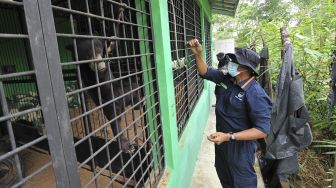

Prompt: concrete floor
xmin=190 ymin=97 xmax=265 ymax=188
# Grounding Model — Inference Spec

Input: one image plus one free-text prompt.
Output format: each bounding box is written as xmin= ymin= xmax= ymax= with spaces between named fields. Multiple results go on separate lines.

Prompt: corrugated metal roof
xmin=210 ymin=0 xmax=240 ymax=16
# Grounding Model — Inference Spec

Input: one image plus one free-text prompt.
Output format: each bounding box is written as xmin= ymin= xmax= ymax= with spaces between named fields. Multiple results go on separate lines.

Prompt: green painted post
xmin=136 ymin=0 xmax=160 ymax=169
xmin=198 ymin=0 xmax=212 ymax=19
xmin=151 ymin=0 xmax=179 ymax=169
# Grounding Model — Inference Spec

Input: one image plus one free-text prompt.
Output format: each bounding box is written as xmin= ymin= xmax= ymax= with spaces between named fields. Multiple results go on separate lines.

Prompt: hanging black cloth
xmin=265 ymin=44 xmax=312 ymax=159
xmin=262 ymin=45 xmax=313 ymax=187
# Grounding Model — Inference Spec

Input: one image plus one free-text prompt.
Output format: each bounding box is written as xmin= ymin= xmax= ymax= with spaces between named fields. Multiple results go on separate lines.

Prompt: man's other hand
xmin=207 ymin=132 xmax=229 ymax=145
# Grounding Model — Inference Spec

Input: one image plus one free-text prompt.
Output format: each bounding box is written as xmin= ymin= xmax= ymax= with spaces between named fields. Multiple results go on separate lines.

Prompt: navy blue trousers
xmin=215 ymin=141 xmax=257 ymax=188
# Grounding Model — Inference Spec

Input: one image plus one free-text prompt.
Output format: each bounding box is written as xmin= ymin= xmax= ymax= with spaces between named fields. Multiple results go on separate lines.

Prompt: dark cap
xmin=227 ymin=47 xmax=261 ymax=75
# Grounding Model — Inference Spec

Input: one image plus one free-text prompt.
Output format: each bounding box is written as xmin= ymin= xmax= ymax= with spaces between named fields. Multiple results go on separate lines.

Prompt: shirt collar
xmin=237 ymin=77 xmax=255 ymax=91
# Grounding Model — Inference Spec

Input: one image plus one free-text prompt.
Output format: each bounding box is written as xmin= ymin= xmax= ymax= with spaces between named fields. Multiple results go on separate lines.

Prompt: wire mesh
xmin=168 ymin=0 xmax=185 ymax=61
xmin=0 ymin=1 xmax=56 ymax=187
xmin=185 ymin=0 xmax=199 ymax=122
xmin=168 ymin=0 xmax=204 ymax=138
xmin=52 ymin=0 xmax=164 ymax=187
xmin=195 ymin=4 xmax=204 ymax=93
xmin=205 ymin=17 xmax=212 ymax=66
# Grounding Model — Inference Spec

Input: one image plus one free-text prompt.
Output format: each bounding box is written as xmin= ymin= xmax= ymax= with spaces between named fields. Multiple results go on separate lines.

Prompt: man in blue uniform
xmin=188 ymin=39 xmax=272 ymax=188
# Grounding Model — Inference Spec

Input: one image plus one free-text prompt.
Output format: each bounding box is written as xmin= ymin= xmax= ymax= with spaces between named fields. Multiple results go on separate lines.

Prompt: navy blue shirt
xmin=202 ymin=67 xmax=272 ymax=134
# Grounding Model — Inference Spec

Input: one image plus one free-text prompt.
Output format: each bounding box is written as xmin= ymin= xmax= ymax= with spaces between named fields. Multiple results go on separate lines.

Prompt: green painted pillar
xmin=198 ymin=0 xmax=212 ymax=19
xmin=151 ymin=0 xmax=179 ymax=169
xmin=136 ymin=0 xmax=160 ymax=169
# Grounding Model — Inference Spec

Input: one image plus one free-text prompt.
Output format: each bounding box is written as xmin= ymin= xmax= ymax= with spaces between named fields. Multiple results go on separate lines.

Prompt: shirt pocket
xmin=224 ymin=92 xmax=248 ymax=118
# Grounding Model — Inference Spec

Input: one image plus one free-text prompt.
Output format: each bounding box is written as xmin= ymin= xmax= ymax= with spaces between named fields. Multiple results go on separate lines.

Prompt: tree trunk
xmin=280 ymin=26 xmax=291 ymax=60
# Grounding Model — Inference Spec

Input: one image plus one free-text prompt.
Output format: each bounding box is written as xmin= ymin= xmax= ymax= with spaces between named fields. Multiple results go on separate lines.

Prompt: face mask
xmin=228 ymin=62 xmax=240 ymax=77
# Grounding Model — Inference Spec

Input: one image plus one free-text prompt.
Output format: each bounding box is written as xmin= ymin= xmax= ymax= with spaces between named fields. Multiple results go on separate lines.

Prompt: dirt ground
xmin=295 ymin=149 xmax=330 ymax=188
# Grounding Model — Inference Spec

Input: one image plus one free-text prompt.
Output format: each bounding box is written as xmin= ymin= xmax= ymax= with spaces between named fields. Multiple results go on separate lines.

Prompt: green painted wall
xmin=151 ymin=0 xmax=215 ymax=187
xmin=0 ymin=9 xmax=34 ymax=97
xmin=166 ymin=82 xmax=214 ymax=188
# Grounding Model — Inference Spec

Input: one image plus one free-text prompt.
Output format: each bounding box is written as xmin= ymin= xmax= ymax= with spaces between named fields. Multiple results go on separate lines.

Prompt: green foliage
xmin=313 ymin=139 xmax=336 ymax=185
xmin=213 ymin=0 xmax=336 ymax=133
xmin=314 ymin=140 xmax=336 ymax=155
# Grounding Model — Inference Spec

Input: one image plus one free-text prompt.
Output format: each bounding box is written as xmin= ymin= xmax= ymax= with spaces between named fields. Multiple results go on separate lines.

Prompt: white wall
xmin=214 ymin=39 xmax=235 ymax=55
